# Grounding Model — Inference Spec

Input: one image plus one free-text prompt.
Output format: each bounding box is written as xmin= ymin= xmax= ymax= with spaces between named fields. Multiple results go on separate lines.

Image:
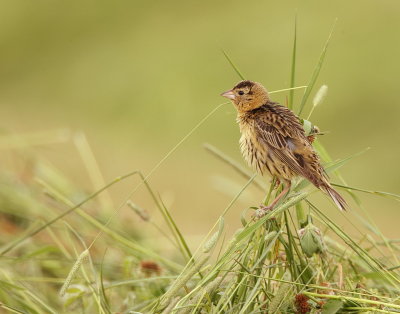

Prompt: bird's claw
xmin=272 ymin=178 xmax=281 ymax=189
xmin=253 ymin=204 xmax=274 ymax=219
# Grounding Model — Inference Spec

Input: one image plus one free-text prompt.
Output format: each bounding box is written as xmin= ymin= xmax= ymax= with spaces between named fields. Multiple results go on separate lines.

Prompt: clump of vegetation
xmin=0 ymin=22 xmax=399 ymax=314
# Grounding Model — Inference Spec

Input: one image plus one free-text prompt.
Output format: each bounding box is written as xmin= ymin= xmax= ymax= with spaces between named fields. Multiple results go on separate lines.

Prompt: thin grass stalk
xmin=172 ymin=175 xmax=259 ymax=310
xmin=127 ymin=178 xmax=193 ymax=263
xmin=344 ymin=307 xmax=397 ymax=314
xmin=188 ymin=193 xmax=308 ymax=311
xmin=0 ymin=303 xmax=26 ymax=314
xmin=128 ymin=179 xmax=191 ymax=262
xmin=298 ymin=20 xmax=336 ymax=115
xmin=314 ymin=138 xmax=400 ymax=268
xmin=0 ymin=170 xmax=139 ymax=255
xmin=203 ymin=143 xmax=265 ymax=191
xmin=22 ymin=290 xmax=58 ymax=314
xmin=331 ymin=183 xmax=400 ymax=201
xmin=161 ymin=296 xmax=180 ymax=314
xmin=157 ymin=196 xmax=193 ymax=262
xmin=238 ymin=275 xmax=263 ymax=313
xmin=235 ymin=192 xmax=308 ymax=243
xmin=65 ymin=224 xmax=107 ymax=314
xmin=46 ymin=226 xmax=72 ymax=260
xmin=85 ymin=102 xmax=229 ymax=258
xmin=230 ymin=271 xmax=397 ymax=302
xmin=268 ymin=273 xmax=293 ymax=313
xmin=288 ymin=15 xmax=297 ymax=110
xmin=221 ymin=49 xmax=246 ymax=80
xmin=250 ymin=231 xmax=279 ymax=273
xmin=213 ymin=248 xmax=253 ymax=311
xmin=36 ymin=179 xmax=182 ymax=271
xmin=310 ymin=202 xmax=400 ymax=289
xmin=302 ymin=291 xmax=400 ymax=310
xmin=263 ymin=177 xmax=277 ymax=205
xmin=283 ymin=211 xmax=298 ymax=281
xmin=158 ymin=255 xmax=209 ymax=308
xmin=99 ymin=255 xmax=111 ymax=313
xmin=73 ymin=131 xmax=114 ymax=211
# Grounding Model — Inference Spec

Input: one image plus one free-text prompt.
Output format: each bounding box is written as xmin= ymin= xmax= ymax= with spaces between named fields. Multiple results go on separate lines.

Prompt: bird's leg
xmin=255 ymin=181 xmax=291 ymax=218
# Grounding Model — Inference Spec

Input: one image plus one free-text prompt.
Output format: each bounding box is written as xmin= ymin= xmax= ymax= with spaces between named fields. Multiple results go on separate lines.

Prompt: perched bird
xmin=221 ymin=80 xmax=347 ymax=214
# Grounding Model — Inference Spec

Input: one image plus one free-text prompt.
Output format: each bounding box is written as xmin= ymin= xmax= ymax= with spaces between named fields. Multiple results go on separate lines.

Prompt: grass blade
xmin=288 ymin=15 xmax=297 ymax=110
xmin=221 ymin=49 xmax=246 ymax=80
xmin=298 ymin=19 xmax=337 ymax=115
xmin=0 ymin=171 xmax=139 ymax=256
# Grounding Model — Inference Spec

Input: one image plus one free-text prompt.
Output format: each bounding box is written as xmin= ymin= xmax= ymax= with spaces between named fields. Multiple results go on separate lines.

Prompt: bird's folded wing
xmin=254 ymin=117 xmax=308 ymax=178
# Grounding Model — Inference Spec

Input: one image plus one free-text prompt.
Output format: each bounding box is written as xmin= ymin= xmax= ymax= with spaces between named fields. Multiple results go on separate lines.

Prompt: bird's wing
xmin=254 ymin=107 xmax=308 ymax=177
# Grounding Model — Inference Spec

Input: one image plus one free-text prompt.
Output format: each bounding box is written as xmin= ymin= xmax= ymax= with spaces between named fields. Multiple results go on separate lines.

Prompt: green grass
xmin=0 ymin=24 xmax=400 ymax=314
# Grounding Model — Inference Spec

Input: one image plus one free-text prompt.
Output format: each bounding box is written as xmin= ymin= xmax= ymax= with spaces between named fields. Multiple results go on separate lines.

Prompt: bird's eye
xmin=238 ymin=91 xmax=244 ymax=95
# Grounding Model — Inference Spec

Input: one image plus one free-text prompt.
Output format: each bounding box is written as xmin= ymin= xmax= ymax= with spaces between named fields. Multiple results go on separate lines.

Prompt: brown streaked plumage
xmin=221 ymin=80 xmax=347 ymax=213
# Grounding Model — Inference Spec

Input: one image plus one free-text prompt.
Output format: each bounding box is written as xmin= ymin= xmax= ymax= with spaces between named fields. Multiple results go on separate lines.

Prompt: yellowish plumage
xmin=222 ymin=80 xmax=347 ymax=212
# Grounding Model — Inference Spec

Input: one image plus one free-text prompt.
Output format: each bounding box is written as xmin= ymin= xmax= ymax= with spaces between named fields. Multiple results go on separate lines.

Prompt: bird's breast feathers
xmin=238 ymin=119 xmax=268 ymax=174
xmin=237 ymin=109 xmax=305 ymax=179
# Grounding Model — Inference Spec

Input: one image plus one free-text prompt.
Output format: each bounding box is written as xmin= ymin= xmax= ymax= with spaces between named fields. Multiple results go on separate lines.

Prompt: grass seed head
xmin=127 ymin=200 xmax=150 ymax=221
xmin=140 ymin=260 xmax=162 ymax=276
xmin=313 ymin=84 xmax=328 ymax=107
xmin=295 ymin=294 xmax=311 ymax=314
xmin=59 ymin=249 xmax=89 ymax=297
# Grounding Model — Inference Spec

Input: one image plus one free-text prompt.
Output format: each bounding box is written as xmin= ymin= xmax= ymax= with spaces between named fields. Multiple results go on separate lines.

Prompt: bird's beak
xmin=220 ymin=90 xmax=236 ymax=100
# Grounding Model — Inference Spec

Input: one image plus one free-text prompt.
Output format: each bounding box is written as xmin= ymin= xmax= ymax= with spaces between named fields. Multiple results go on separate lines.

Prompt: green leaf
xmin=322 ymin=299 xmax=344 ymax=314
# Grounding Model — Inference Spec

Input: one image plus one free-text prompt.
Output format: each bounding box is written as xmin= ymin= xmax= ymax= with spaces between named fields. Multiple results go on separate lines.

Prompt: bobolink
xmin=221 ymin=80 xmax=346 ymax=214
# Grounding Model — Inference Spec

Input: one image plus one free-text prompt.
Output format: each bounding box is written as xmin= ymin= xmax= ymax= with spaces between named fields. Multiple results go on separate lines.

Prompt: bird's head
xmin=221 ymin=80 xmax=270 ymax=112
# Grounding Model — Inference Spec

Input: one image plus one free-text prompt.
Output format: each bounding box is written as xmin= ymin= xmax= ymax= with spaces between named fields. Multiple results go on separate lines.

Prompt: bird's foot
xmin=272 ymin=178 xmax=281 ymax=189
xmin=253 ymin=204 xmax=274 ymax=219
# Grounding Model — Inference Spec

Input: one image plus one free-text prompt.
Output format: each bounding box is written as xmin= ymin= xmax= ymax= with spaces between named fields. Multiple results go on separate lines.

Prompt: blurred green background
xmin=0 ymin=0 xmax=399 ymax=239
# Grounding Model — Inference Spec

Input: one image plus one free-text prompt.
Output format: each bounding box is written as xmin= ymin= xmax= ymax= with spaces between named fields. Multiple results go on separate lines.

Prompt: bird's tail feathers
xmin=321 ymin=184 xmax=347 ymax=211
